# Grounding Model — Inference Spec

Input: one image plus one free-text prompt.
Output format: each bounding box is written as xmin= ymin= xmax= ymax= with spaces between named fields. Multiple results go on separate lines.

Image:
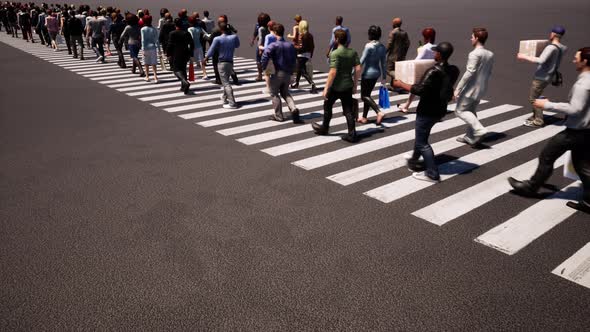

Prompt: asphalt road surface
xmin=1 ymin=0 xmax=590 ymax=330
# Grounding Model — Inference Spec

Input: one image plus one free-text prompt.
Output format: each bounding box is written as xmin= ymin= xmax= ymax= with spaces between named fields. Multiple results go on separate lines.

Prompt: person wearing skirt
xmin=141 ymin=15 xmax=159 ymax=82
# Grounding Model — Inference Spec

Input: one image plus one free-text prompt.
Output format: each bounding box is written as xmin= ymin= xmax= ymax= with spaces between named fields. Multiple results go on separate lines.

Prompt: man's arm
xmin=455 ymin=51 xmax=480 ymax=97
xmin=260 ymin=43 xmax=272 ymax=70
xmin=517 ymin=45 xmax=553 ymax=64
xmin=353 ymin=64 xmax=361 ymax=94
xmin=538 ymin=82 xmax=589 ymax=115
xmin=323 ymin=68 xmax=337 ymax=98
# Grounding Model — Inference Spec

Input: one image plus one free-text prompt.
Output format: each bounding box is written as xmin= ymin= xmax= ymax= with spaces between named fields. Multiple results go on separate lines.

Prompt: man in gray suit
xmin=454 ymin=28 xmax=494 ymax=146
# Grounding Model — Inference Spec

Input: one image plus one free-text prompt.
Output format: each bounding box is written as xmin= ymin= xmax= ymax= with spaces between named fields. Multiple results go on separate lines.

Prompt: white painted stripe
xmin=364 ymin=123 xmax=564 ymax=204
xmin=475 ymin=181 xmax=581 ymax=255
xmin=113 ymin=71 xmax=267 ymax=90
xmin=71 ymin=65 xmax=133 ymax=73
xmin=553 ymin=242 xmax=590 ymax=289
xmin=292 ymin=101 xmax=493 ymax=170
xmin=79 ymin=68 xmax=133 ymax=76
xmin=140 ymin=73 xmax=329 ymax=101
xmin=328 ymin=109 xmax=529 ymax=186
xmin=412 ymin=153 xmax=565 ymax=226
xmin=194 ymin=83 xmax=367 ymax=124
xmin=241 ymin=94 xmax=409 ymax=146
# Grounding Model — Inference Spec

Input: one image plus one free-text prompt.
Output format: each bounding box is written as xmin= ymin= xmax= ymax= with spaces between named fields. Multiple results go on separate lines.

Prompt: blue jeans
xmin=410 ymin=115 xmax=440 ymax=180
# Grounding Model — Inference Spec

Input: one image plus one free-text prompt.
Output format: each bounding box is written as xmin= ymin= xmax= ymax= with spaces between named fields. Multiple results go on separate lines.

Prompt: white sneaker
xmin=223 ymin=104 xmax=239 ymax=109
xmin=412 ymin=171 xmax=440 ymax=183
xmin=404 ymin=154 xmax=424 ymax=161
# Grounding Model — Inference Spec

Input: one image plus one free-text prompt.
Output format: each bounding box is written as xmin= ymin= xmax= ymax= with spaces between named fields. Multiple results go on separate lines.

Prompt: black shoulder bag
xmin=550 ymin=44 xmax=563 ymax=87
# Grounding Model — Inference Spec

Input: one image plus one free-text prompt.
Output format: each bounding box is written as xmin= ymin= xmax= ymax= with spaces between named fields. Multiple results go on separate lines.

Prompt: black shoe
xmin=290 ymin=83 xmax=299 ymax=89
xmin=566 ymin=201 xmax=590 ymax=214
xmin=310 ymin=85 xmax=318 ymax=94
xmin=183 ymin=82 xmax=191 ymax=94
xmin=508 ymin=177 xmax=538 ymax=197
xmin=139 ymin=72 xmax=146 ymax=77
xmin=214 ymin=80 xmax=221 ymax=85
xmin=341 ymin=134 xmax=359 ymax=143
xmin=312 ymin=122 xmax=328 ymax=135
xmin=407 ymin=160 xmax=426 ymax=172
xmin=291 ymin=110 xmax=304 ymax=124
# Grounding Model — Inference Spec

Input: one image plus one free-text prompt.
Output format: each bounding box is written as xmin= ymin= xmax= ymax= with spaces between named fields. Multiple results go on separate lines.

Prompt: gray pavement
xmin=1 ymin=1 xmax=590 ymax=330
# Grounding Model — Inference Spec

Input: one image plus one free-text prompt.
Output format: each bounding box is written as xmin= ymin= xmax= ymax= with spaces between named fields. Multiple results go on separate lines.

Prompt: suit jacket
xmin=166 ymin=29 xmax=194 ymax=65
xmin=386 ymin=27 xmax=410 ymax=71
xmin=456 ymin=46 xmax=494 ymax=100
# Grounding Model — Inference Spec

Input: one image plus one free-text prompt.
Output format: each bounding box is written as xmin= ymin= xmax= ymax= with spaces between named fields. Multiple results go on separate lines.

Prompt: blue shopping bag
xmin=379 ymin=86 xmax=391 ymax=109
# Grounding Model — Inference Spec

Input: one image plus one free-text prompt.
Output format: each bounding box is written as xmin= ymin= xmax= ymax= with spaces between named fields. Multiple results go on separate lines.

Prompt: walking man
xmin=385 ymin=17 xmax=410 ymax=85
xmin=509 ymin=47 xmax=590 ymax=214
xmin=454 ymin=28 xmax=494 ymax=146
xmin=206 ymin=21 xmax=240 ymax=109
xmin=87 ymin=11 xmax=106 ymax=62
xmin=517 ymin=25 xmax=567 ymax=127
xmin=392 ymin=42 xmax=460 ymax=182
xmin=167 ymin=18 xmax=194 ymax=94
xmin=312 ymin=29 xmax=361 ymax=142
xmin=261 ymin=23 xmax=302 ymax=124
xmin=325 ymin=16 xmax=351 ymax=59
xmin=68 ymin=10 xmax=85 ymax=60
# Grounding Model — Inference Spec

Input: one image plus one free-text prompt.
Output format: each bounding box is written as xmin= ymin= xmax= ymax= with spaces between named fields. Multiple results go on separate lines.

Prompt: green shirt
xmin=329 ymin=46 xmax=360 ymax=92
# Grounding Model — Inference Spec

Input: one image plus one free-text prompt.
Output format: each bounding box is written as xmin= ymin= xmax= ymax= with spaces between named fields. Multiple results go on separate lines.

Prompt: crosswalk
xmin=2 ymin=35 xmax=588 ymax=290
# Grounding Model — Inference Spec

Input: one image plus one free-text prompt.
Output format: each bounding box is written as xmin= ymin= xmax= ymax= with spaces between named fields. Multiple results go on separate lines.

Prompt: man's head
xmin=174 ymin=17 xmax=182 ymax=28
xmin=422 ymin=27 xmax=436 ymax=43
xmin=294 ymin=14 xmax=301 ymax=23
xmin=203 ymin=10 xmax=209 ymax=18
xmin=334 ymin=29 xmax=347 ymax=46
xmin=550 ymin=25 xmax=565 ymax=41
xmin=432 ymin=42 xmax=454 ymax=62
xmin=164 ymin=12 xmax=172 ymax=22
xmin=574 ymin=47 xmax=590 ymax=72
xmin=142 ymin=15 xmax=152 ymax=26
xmin=472 ymin=27 xmax=488 ymax=46
xmin=335 ymin=16 xmax=343 ymax=26
xmin=274 ymin=23 xmax=285 ymax=37
xmin=392 ymin=17 xmax=402 ymax=28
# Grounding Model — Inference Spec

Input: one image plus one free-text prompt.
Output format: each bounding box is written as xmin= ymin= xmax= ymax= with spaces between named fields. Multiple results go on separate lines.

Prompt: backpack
xmin=549 ymin=44 xmax=563 ymax=87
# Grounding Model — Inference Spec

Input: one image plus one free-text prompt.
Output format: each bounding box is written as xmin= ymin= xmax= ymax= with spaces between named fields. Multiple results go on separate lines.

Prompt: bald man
xmin=386 ymin=17 xmax=410 ymax=86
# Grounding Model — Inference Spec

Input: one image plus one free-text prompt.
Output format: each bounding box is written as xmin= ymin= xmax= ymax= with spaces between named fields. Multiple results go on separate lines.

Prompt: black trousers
xmin=294 ymin=57 xmax=314 ymax=86
xmin=360 ymin=78 xmax=380 ymax=117
xmin=530 ymin=128 xmax=590 ymax=204
xmin=322 ymin=88 xmax=354 ymax=128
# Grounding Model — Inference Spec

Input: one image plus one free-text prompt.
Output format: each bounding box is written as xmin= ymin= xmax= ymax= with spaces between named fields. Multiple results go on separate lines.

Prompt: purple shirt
xmin=261 ymin=38 xmax=297 ymax=74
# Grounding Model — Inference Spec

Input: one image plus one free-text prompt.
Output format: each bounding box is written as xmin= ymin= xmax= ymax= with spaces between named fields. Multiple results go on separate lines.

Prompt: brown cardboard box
xmin=395 ymin=59 xmax=436 ymax=84
xmin=519 ymin=40 xmax=550 ymax=57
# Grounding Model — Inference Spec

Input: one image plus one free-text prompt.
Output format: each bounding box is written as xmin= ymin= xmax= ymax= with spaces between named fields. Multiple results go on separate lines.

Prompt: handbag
xmin=550 ymin=44 xmax=563 ymax=87
xmin=563 ymin=151 xmax=579 ymax=180
xmin=379 ymin=85 xmax=391 ymax=109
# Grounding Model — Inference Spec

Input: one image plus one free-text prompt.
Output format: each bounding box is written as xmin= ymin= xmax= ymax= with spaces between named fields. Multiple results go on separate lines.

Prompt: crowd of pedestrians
xmin=1 ymin=2 xmax=588 ymax=214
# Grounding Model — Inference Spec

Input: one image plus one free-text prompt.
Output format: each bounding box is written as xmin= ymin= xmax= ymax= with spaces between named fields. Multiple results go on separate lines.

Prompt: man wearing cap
xmin=386 ymin=17 xmax=410 ymax=86
xmin=517 ymin=25 xmax=567 ymax=127
xmin=392 ymin=42 xmax=460 ymax=183
xmin=454 ymin=28 xmax=494 ymax=146
xmin=509 ymin=47 xmax=590 ymax=214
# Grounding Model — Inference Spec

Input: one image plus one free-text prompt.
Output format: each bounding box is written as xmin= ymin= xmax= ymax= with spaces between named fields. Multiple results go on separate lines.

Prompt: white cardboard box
xmin=395 ymin=59 xmax=436 ymax=84
xmin=519 ymin=40 xmax=550 ymax=57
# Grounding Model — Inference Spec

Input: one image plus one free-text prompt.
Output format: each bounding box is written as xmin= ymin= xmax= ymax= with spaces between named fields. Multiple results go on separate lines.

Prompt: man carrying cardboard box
xmin=517 ymin=25 xmax=567 ymax=128
xmin=392 ymin=42 xmax=460 ymax=183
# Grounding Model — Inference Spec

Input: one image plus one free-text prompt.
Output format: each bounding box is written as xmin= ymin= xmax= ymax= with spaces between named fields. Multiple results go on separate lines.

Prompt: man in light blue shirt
xmin=206 ymin=22 xmax=240 ymax=109
xmin=325 ymin=16 xmax=350 ymax=59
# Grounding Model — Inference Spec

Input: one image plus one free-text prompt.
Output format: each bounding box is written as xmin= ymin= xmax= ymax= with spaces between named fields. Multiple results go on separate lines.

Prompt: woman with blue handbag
xmin=358 ymin=25 xmax=387 ymax=125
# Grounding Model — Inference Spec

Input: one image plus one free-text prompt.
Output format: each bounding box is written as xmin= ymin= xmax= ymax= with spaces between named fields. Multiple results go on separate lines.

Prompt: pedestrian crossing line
xmin=194 ymin=83 xmax=372 ymax=125
xmin=475 ymin=181 xmax=581 ymax=255
xmin=363 ymin=123 xmax=564 ymax=204
xmin=82 ymin=68 xmax=137 ymax=76
xmin=412 ymin=153 xmax=565 ymax=226
xmin=89 ymin=71 xmax=175 ymax=81
xmin=217 ymin=93 xmax=398 ymax=137
xmin=552 ymin=242 xmax=590 ymax=289
xmin=114 ymin=71 xmax=267 ymax=91
xmin=72 ymin=65 xmax=134 ymax=73
xmin=328 ymin=110 xmax=534 ymax=187
xmin=239 ymin=95 xmax=410 ymax=146
xmin=291 ymin=101 xmax=492 ymax=170
xmin=138 ymin=73 xmax=329 ymax=102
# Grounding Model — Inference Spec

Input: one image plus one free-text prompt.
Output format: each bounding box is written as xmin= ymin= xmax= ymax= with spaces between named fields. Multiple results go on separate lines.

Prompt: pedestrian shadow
xmin=191 ymin=85 xmax=223 ymax=93
xmin=471 ymin=132 xmax=508 ymax=149
xmin=238 ymin=98 xmax=271 ymax=106
xmin=509 ymin=182 xmax=580 ymax=199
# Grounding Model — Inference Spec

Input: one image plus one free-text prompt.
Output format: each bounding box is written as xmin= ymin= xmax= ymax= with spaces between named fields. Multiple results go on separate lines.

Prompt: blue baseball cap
xmin=551 ymin=25 xmax=566 ymax=36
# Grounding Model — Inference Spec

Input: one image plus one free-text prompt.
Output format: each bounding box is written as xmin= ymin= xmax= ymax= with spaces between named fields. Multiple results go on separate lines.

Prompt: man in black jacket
xmin=393 ymin=42 xmax=460 ymax=182
xmin=68 ymin=10 xmax=85 ymax=60
xmin=167 ymin=18 xmax=194 ymax=94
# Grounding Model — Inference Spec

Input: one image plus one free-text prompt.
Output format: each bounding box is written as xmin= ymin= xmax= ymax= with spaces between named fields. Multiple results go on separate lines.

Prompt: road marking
xmin=475 ymin=181 xmax=581 ymax=255
xmin=363 ymin=122 xmax=563 ymax=204
xmin=328 ymin=109 xmax=530 ymax=186
xmin=553 ymin=243 xmax=590 ymax=289
xmin=412 ymin=152 xmax=565 ymax=226
xmin=292 ymin=101 xmax=494 ymax=170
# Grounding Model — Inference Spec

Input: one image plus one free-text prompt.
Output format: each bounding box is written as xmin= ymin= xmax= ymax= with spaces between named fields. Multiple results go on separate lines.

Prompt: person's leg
xmin=528 ymin=79 xmax=549 ymax=126
xmin=219 ymin=62 xmax=236 ymax=106
xmin=21 ymin=25 xmax=28 ymax=40
xmin=361 ymin=78 xmax=380 ymax=120
xmin=70 ymin=35 xmax=78 ymax=57
xmin=97 ymin=37 xmax=105 ymax=58
xmin=293 ymin=57 xmax=304 ymax=87
xmin=455 ymin=96 xmax=486 ymax=142
xmin=411 ymin=115 xmax=439 ymax=180
xmin=144 ymin=64 xmax=150 ymax=81
xmin=212 ymin=55 xmax=221 ymax=84
xmin=340 ymin=90 xmax=357 ymax=142
xmin=568 ymin=131 xmax=590 ymax=211
xmin=268 ymin=73 xmax=283 ymax=120
xmin=313 ymin=90 xmax=338 ymax=133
